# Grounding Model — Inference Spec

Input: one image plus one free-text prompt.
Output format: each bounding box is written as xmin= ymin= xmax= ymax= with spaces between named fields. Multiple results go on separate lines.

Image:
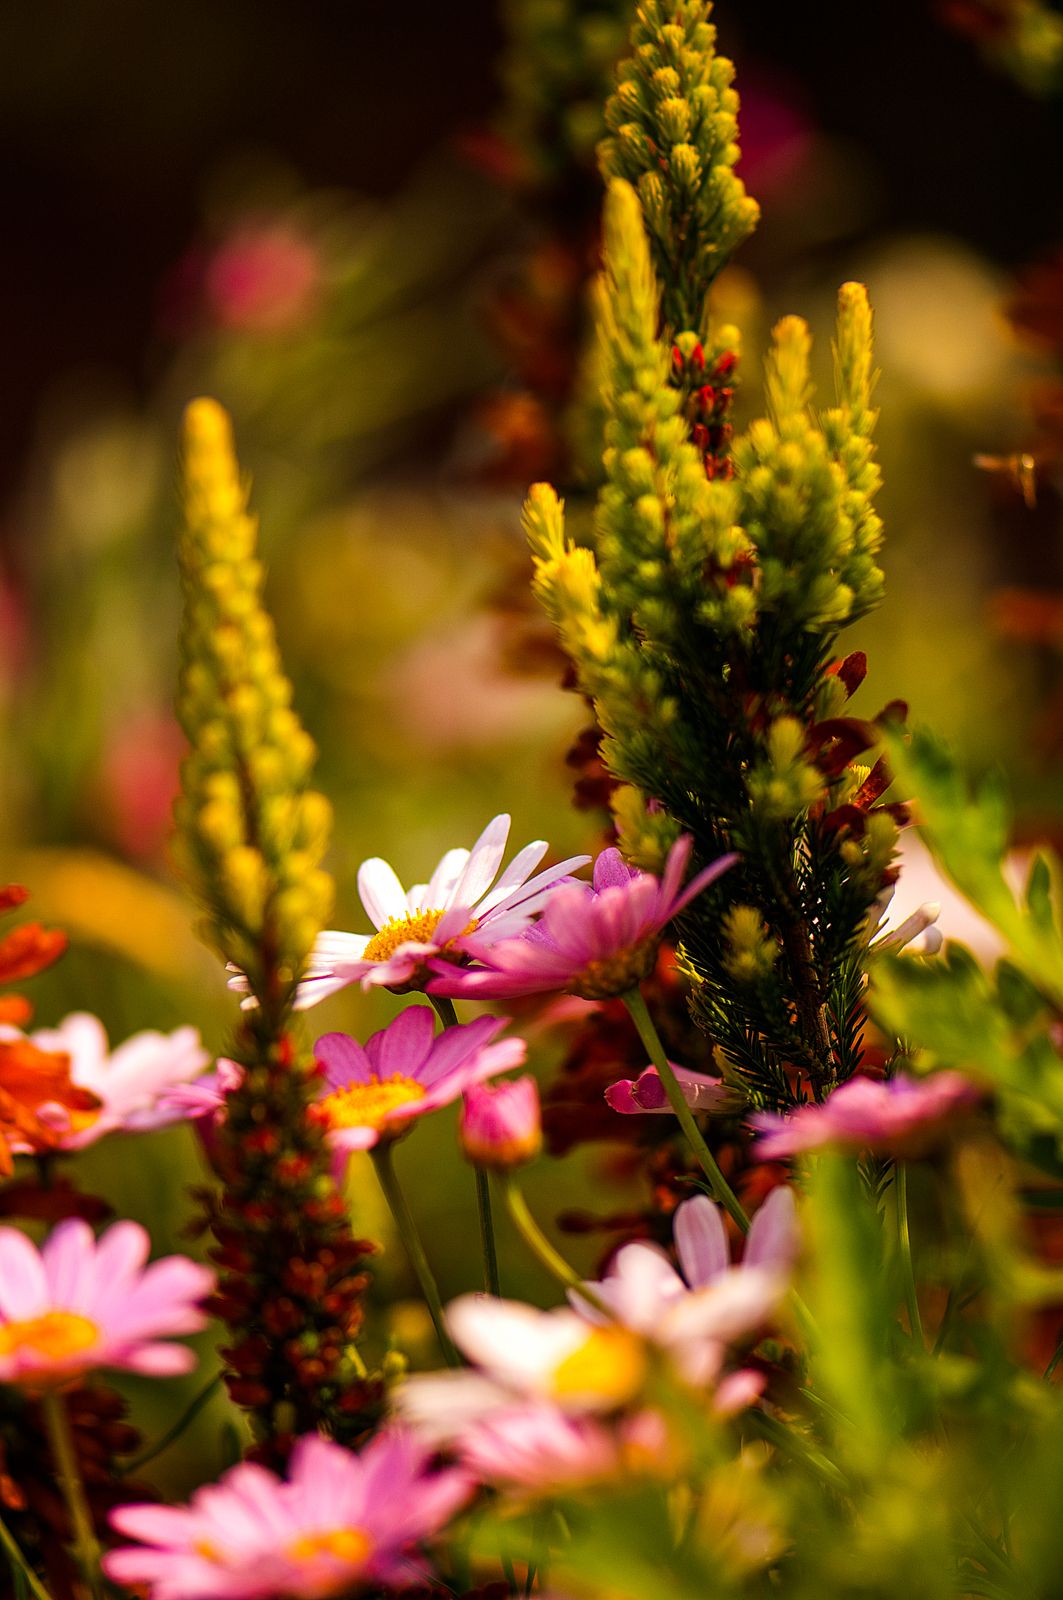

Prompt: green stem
xmin=895 ymin=1163 xmax=925 ymax=1347
xmin=747 ymin=1409 xmax=848 ymax=1494
xmin=42 ymin=1391 xmax=103 ymax=1600
xmin=120 ymin=1374 xmax=223 ymax=1477
xmin=475 ymin=1166 xmax=502 ymax=1296
xmin=500 ymin=1175 xmax=609 ymax=1316
xmin=372 ymin=1142 xmax=460 ymax=1367
xmin=0 ymin=1507 xmax=52 ymax=1600
xmin=429 ymin=994 xmax=502 ymax=1297
xmin=621 ymin=987 xmax=749 ymax=1233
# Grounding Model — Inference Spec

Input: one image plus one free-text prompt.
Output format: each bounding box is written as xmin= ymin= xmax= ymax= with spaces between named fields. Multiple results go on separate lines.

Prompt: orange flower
xmin=0 ymin=1036 xmax=100 ymax=1174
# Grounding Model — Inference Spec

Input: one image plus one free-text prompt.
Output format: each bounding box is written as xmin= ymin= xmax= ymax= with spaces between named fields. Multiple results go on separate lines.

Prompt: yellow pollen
xmin=362 ymin=908 xmax=448 ymax=964
xmin=362 ymin=908 xmax=478 ymax=966
xmin=0 ymin=1311 xmax=98 ymax=1366
xmin=316 ymin=1075 xmax=425 ymax=1132
xmin=552 ymin=1325 xmax=647 ymax=1405
xmin=288 ymin=1528 xmax=374 ymax=1575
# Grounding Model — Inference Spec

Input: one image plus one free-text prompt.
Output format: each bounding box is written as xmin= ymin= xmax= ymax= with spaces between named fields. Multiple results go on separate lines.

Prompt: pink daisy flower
xmin=0 ymin=1218 xmax=213 ymax=1388
xmin=605 ymin=1063 xmax=745 ymax=1117
xmin=311 ymin=1007 xmax=526 ymax=1157
xmin=750 ymin=1071 xmax=981 ymax=1161
xmin=2 ymin=1013 xmax=209 ymax=1151
xmin=427 ymin=837 xmax=737 ymax=1003
xmin=105 ymin=1427 xmax=471 ymax=1600
xmin=230 ymin=814 xmax=589 ymax=1008
xmin=574 ymin=1188 xmax=797 ymax=1384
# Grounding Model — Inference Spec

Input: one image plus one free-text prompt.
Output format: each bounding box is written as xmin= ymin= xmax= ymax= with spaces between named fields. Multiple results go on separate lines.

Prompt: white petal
xmin=357 ymin=858 xmax=408 ymax=928
xmin=447 ymin=816 xmax=511 ymax=911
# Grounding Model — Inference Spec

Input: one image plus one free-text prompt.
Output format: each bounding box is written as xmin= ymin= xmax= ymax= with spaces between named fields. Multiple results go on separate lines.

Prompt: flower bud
xmin=459 ymin=1076 xmax=541 ymax=1170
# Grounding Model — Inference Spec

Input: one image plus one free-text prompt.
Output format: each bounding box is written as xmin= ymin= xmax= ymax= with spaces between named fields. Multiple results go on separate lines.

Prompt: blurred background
xmin=4 ymin=0 xmax=1063 ymax=1485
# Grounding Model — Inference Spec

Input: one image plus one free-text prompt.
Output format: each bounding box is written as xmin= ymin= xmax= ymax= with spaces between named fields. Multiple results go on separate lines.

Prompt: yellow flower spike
xmin=175 ymin=398 xmax=334 ymax=1025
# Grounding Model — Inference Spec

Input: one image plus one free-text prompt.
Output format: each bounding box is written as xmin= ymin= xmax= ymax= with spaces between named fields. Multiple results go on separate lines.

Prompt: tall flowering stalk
xmin=173 ymin=399 xmax=379 ymax=1457
xmin=526 ymin=0 xmax=899 ymax=1110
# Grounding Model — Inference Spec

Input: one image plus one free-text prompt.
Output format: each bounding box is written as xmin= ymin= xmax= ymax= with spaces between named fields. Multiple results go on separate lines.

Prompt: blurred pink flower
xmin=205 ymin=222 xmax=322 ymax=334
xmin=575 ymin=1189 xmax=797 ymax=1384
xmin=750 ymin=1072 xmax=981 ymax=1161
xmin=428 ymin=838 xmax=736 ymax=1003
xmin=99 ymin=711 xmax=184 ymax=862
xmin=0 ymin=1218 xmax=213 ymax=1388
xmin=459 ymin=1074 xmax=541 ymax=1169
xmin=605 ymin=1063 xmax=744 ymax=1117
xmin=105 ymin=1428 xmax=471 ymax=1600
xmin=229 ymin=814 xmax=588 ymax=1007
xmin=3 ymin=1012 xmax=209 ymax=1151
xmin=311 ymin=1007 xmax=525 ymax=1159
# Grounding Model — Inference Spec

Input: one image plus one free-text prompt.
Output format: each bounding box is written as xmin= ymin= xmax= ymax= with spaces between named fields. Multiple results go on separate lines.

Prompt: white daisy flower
xmin=228 ymin=814 xmax=589 ymax=1008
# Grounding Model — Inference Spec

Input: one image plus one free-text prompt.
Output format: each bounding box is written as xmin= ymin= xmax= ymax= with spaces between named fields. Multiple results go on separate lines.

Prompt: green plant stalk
xmin=500 ymin=1174 xmax=610 ymax=1316
xmin=42 ymin=1391 xmax=103 ymax=1600
xmin=430 ymin=993 xmax=502 ymax=1297
xmin=895 ymin=1162 xmax=925 ymax=1347
xmin=747 ymin=1408 xmax=848 ymax=1494
xmin=120 ymin=1373 xmax=224 ymax=1477
xmin=371 ymin=1141 xmax=460 ymax=1367
xmin=622 ymin=987 xmax=749 ymax=1233
xmin=0 ymin=1508 xmax=52 ymax=1600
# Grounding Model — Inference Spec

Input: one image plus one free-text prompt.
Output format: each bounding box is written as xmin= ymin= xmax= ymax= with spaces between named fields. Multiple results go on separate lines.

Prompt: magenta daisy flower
xmin=104 ymin=1427 xmax=471 ymax=1600
xmin=3 ymin=1012 xmax=209 ymax=1151
xmin=311 ymin=1006 xmax=526 ymax=1157
xmin=229 ymin=814 xmax=589 ymax=1008
xmin=750 ymin=1071 xmax=981 ymax=1161
xmin=427 ymin=837 xmax=737 ymax=1003
xmin=0 ymin=1219 xmax=213 ymax=1388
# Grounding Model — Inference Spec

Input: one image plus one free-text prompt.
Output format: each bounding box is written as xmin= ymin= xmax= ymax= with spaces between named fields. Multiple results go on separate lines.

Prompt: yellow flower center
xmin=552 ymin=1325 xmax=647 ymax=1406
xmin=362 ymin=908 xmax=478 ymax=967
xmin=316 ymin=1075 xmax=426 ymax=1132
xmin=362 ymin=909 xmax=448 ymax=964
xmin=287 ymin=1528 xmax=374 ymax=1591
xmin=0 ymin=1311 xmax=98 ymax=1367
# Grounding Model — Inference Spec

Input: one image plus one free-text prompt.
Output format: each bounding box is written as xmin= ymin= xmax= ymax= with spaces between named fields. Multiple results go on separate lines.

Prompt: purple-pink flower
xmin=750 ymin=1071 xmax=981 ymax=1161
xmin=104 ymin=1428 xmax=471 ymax=1600
xmin=427 ymin=837 xmax=737 ymax=1003
xmin=605 ymin=1063 xmax=745 ymax=1117
xmin=459 ymin=1075 xmax=541 ymax=1169
xmin=0 ymin=1219 xmax=213 ymax=1388
xmin=311 ymin=1007 xmax=525 ymax=1157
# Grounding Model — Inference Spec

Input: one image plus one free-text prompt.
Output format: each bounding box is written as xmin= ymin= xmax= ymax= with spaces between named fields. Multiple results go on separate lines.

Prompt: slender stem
xmin=429 ymin=993 xmax=502 ymax=1297
xmin=747 ymin=1409 xmax=848 ymax=1494
xmin=428 ymin=994 xmax=459 ymax=1029
xmin=0 ymin=1507 xmax=52 ymax=1600
xmin=371 ymin=1142 xmax=460 ymax=1367
xmin=120 ymin=1374 xmax=223 ymax=1477
xmin=895 ymin=1163 xmax=925 ymax=1347
xmin=500 ymin=1175 xmax=610 ymax=1316
xmin=475 ymin=1166 xmax=502 ymax=1296
xmin=621 ymin=987 xmax=749 ymax=1233
xmin=41 ymin=1391 xmax=103 ymax=1600
xmin=1043 ymin=1326 xmax=1063 ymax=1381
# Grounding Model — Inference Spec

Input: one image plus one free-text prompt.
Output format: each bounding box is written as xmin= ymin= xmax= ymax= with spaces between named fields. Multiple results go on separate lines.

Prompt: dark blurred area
xmin=2 ymin=0 xmax=1061 ymax=510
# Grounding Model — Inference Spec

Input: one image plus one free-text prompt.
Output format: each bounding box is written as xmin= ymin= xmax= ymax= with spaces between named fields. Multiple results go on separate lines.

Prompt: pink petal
xmin=314 ymin=1032 xmax=373 ymax=1087
xmin=674 ymin=1196 xmax=730 ymax=1288
xmin=744 ymin=1186 xmax=799 ymax=1273
xmin=367 ymin=1005 xmax=436 ymax=1081
xmin=0 ymin=1230 xmax=48 ymax=1320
